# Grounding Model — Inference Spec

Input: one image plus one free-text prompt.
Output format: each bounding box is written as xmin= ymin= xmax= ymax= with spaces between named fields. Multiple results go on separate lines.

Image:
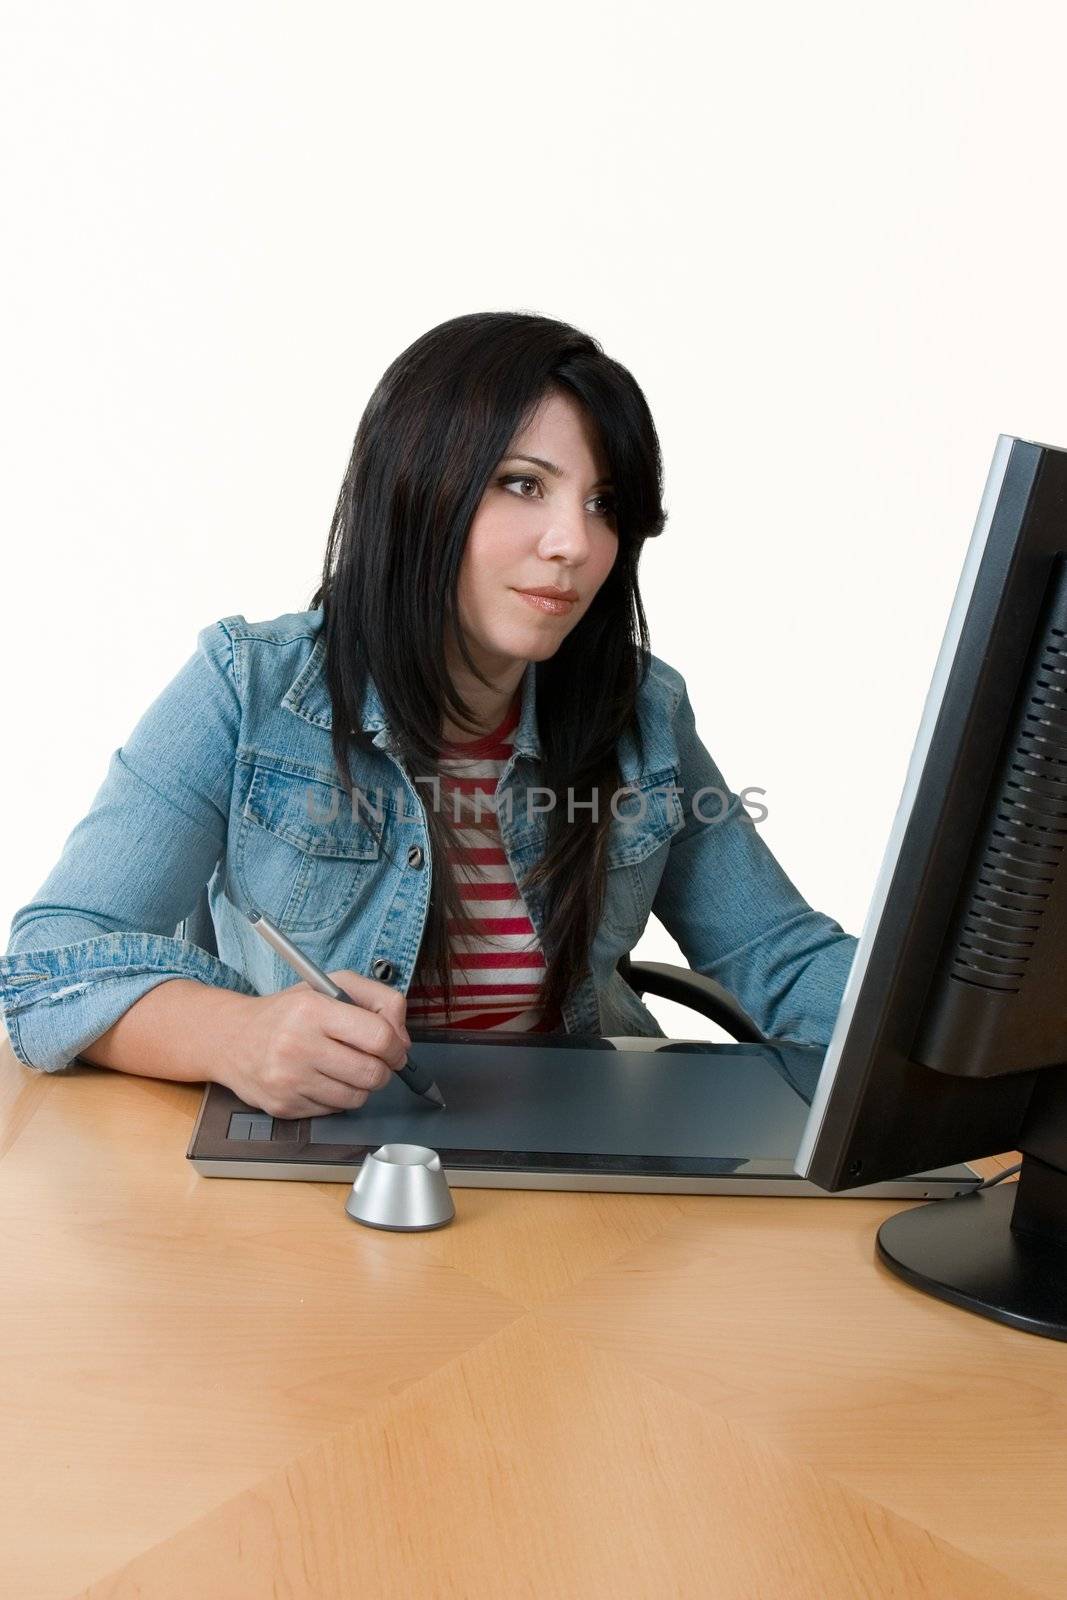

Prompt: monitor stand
xmin=877 ymin=1070 xmax=1067 ymax=1340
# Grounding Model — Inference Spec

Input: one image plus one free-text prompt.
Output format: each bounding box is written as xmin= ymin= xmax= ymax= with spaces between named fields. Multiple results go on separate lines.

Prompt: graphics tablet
xmin=187 ymin=1031 xmax=982 ymax=1197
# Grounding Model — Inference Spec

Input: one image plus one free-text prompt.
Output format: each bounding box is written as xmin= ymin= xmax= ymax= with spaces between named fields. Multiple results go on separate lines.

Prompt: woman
xmin=0 ymin=311 xmax=858 ymax=1116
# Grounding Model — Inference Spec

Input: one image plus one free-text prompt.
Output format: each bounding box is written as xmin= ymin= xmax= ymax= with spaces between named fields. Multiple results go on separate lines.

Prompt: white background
xmin=4 ymin=0 xmax=1066 ymax=1037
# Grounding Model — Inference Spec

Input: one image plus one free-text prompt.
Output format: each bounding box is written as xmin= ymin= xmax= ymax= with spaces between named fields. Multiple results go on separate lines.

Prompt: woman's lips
xmin=514 ymin=590 xmax=577 ymax=616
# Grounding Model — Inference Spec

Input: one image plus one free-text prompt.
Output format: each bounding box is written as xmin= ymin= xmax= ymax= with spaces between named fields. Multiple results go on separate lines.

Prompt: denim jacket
xmin=0 ymin=607 xmax=859 ymax=1072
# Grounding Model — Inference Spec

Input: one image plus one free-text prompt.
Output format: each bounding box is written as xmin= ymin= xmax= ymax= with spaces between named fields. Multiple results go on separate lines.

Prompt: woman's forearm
xmin=77 ymin=978 xmax=253 ymax=1085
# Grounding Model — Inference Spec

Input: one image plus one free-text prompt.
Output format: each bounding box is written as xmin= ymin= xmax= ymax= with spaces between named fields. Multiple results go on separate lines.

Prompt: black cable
xmin=974 ymin=1161 xmax=1022 ymax=1190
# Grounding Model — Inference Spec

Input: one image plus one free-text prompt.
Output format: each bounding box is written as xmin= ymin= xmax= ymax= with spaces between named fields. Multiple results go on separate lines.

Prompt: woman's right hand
xmin=218 ymin=970 xmax=412 ymax=1118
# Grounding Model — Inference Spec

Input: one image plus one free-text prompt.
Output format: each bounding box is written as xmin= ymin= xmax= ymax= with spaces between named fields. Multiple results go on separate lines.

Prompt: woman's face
xmin=453 ymin=388 xmax=620 ymax=680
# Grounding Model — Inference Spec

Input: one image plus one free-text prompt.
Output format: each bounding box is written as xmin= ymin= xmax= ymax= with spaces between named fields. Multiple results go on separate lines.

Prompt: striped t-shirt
xmin=405 ymin=687 xmax=563 ymax=1033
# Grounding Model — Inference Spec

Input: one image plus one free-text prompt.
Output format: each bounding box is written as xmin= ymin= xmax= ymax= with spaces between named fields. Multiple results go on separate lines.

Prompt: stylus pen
xmin=246 ymin=908 xmax=445 ymax=1109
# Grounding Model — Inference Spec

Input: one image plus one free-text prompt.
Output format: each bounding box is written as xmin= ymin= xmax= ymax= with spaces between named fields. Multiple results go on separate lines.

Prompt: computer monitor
xmin=795 ymin=433 xmax=1067 ymax=1342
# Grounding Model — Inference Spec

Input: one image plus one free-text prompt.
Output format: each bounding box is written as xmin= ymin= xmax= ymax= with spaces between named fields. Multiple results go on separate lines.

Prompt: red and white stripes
xmin=406 ymin=690 xmax=561 ymax=1033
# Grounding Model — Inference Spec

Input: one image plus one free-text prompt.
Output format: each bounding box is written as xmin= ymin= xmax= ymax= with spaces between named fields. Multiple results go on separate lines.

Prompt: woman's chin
xmin=506 ymin=632 xmax=565 ymax=663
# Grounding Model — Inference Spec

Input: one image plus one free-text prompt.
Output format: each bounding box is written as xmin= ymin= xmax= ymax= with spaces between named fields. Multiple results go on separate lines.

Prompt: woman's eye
xmin=500 ymin=474 xmax=541 ymax=498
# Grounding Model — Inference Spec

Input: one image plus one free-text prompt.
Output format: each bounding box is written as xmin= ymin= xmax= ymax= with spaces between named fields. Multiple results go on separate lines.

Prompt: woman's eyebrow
xmin=505 ymin=453 xmax=614 ymax=489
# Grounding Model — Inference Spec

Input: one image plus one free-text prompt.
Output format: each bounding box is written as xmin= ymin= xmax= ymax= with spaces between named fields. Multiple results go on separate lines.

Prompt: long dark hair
xmin=307 ymin=310 xmax=668 ymax=1028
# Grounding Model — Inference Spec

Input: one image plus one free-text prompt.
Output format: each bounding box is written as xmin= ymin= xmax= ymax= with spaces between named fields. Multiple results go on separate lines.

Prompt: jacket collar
xmin=281 ymin=623 xmax=542 ymax=760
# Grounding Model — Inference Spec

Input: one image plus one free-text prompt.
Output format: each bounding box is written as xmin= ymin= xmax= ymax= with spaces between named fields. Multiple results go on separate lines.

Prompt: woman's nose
xmin=538 ymin=501 xmax=592 ymax=559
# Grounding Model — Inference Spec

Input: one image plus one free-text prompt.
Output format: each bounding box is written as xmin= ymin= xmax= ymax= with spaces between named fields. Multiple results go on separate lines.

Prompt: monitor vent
xmin=949 ymin=626 xmax=1067 ymax=993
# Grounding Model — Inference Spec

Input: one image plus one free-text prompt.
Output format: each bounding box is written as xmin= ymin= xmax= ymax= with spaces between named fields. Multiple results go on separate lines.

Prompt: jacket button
xmin=407 ymin=844 xmax=424 ymax=869
xmin=371 ymin=958 xmax=394 ymax=983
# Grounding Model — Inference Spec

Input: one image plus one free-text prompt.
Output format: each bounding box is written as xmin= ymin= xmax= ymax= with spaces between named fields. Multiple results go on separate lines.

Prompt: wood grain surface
xmin=1 ymin=1037 xmax=1058 ymax=1600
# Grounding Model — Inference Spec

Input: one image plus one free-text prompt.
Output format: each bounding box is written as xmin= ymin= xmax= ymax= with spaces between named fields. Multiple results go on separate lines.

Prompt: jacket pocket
xmin=231 ymin=762 xmax=383 ymax=934
xmin=601 ymin=766 xmax=684 ymax=940
xmin=604 ymin=766 xmax=684 ymax=867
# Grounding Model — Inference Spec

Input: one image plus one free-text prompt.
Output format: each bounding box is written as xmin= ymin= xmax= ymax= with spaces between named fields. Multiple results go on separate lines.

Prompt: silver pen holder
xmin=346 ymin=1143 xmax=456 ymax=1231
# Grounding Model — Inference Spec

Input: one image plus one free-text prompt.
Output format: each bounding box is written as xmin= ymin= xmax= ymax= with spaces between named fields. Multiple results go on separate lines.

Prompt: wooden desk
xmin=1 ymin=1040 xmax=1062 ymax=1600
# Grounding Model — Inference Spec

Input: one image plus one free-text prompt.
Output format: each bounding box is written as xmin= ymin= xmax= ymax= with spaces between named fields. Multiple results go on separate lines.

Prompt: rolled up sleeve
xmin=652 ymin=680 xmax=859 ymax=1047
xmin=0 ymin=618 xmax=258 ymax=1072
